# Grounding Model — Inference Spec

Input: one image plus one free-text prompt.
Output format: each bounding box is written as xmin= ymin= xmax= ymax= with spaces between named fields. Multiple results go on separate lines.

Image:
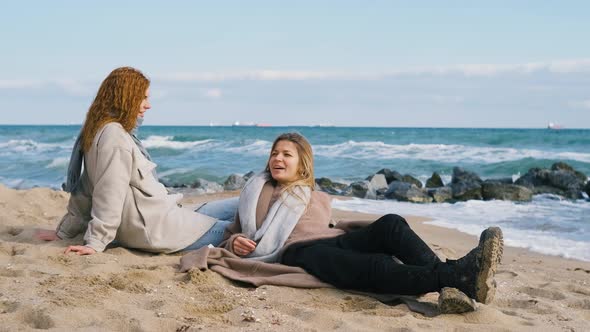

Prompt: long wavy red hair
xmin=80 ymin=67 xmax=150 ymax=152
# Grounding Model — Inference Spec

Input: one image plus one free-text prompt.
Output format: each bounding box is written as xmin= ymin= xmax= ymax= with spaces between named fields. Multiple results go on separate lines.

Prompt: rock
xmin=530 ymin=185 xmax=569 ymax=196
xmin=546 ymin=170 xmax=586 ymax=191
xmin=482 ymin=183 xmax=533 ymax=201
xmin=451 ymin=167 xmax=483 ymax=200
xmin=316 ymin=177 xmax=333 ymax=188
xmin=402 ymin=174 xmax=423 ymax=188
xmin=385 ymin=181 xmax=433 ymax=203
xmin=515 ymin=168 xmax=549 ymax=188
xmin=515 ymin=164 xmax=587 ymax=199
xmin=223 ymin=174 xmax=246 ymax=191
xmin=427 ymin=186 xmax=453 ymax=203
xmin=342 ymin=174 xmax=388 ymax=199
xmin=344 ymin=181 xmax=371 ymax=199
xmin=484 ymin=178 xmax=513 ymax=184
xmin=551 ymin=162 xmax=575 ymax=172
xmin=366 ymin=174 xmax=388 ymax=192
xmin=376 ymin=168 xmax=403 ymax=184
xmin=425 ymin=172 xmax=444 ymax=188
xmin=190 ymin=178 xmax=223 ymax=192
xmin=376 ymin=169 xmax=422 ymax=188
xmin=161 ymin=180 xmax=188 ymax=188
xmin=316 ymin=177 xmax=347 ymax=195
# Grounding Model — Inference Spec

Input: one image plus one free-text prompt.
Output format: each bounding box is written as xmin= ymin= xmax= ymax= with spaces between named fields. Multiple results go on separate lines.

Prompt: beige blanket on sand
xmin=179 ymin=246 xmax=332 ymax=288
xmin=178 ymin=219 xmax=374 ymax=288
xmin=178 ymin=219 xmax=438 ymax=316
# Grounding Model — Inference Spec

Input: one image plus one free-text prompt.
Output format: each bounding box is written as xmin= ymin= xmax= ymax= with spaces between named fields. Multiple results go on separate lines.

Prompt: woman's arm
xmin=37 ymin=173 xmax=93 ymax=242
xmin=219 ymin=212 xmax=256 ymax=256
xmin=56 ymin=174 xmax=93 ymax=239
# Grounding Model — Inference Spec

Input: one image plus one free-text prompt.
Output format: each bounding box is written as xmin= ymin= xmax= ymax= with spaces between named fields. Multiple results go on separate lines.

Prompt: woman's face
xmin=138 ymin=87 xmax=151 ymax=118
xmin=268 ymin=140 xmax=301 ymax=185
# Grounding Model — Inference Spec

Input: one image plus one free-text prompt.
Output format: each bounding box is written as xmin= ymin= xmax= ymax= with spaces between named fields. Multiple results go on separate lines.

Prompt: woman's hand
xmin=233 ymin=236 xmax=256 ymax=256
xmin=34 ymin=229 xmax=61 ymax=241
xmin=64 ymin=245 xmax=97 ymax=255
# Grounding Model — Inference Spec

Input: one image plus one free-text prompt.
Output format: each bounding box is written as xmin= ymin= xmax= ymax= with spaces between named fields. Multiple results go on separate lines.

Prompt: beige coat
xmin=56 ymin=122 xmax=218 ymax=253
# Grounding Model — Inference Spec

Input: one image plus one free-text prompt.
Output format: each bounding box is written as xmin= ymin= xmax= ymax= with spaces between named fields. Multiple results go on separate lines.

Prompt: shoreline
xmin=1 ymin=186 xmax=589 ymax=330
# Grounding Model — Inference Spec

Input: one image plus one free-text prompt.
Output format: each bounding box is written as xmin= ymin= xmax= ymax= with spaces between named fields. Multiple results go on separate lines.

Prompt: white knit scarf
xmin=238 ymin=171 xmax=311 ymax=262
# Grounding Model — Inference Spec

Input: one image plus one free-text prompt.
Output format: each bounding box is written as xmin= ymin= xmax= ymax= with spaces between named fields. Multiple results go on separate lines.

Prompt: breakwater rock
xmin=166 ymin=162 xmax=588 ymax=203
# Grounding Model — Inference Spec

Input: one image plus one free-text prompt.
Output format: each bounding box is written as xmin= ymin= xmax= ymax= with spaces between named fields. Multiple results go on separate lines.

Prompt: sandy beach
xmin=1 ymin=184 xmax=589 ymax=331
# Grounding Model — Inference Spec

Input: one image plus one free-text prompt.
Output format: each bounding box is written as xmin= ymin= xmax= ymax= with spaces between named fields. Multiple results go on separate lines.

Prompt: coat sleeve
xmin=219 ymin=211 xmax=248 ymax=253
xmin=56 ymin=173 xmax=92 ymax=239
xmin=83 ymin=130 xmax=133 ymax=252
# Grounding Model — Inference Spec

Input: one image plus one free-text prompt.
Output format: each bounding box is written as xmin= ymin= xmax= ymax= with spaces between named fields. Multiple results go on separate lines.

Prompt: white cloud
xmin=0 ymin=78 xmax=93 ymax=96
xmin=4 ymin=59 xmax=590 ymax=90
xmin=203 ymin=88 xmax=222 ymax=99
xmin=429 ymin=95 xmax=465 ymax=104
xmin=0 ymin=79 xmax=43 ymax=89
xmin=153 ymin=58 xmax=590 ymax=82
xmin=53 ymin=79 xmax=94 ymax=97
xmin=393 ymin=59 xmax=590 ymax=77
xmin=547 ymin=59 xmax=590 ymax=73
xmin=156 ymin=70 xmax=346 ymax=82
xmin=568 ymin=100 xmax=590 ymax=110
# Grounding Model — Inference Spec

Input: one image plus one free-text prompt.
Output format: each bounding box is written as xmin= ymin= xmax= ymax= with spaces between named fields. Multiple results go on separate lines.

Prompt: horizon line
xmin=0 ymin=123 xmax=588 ymax=130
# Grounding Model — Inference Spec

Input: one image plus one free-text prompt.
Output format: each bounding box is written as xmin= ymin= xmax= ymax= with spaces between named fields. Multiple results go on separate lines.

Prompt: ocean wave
xmin=46 ymin=157 xmax=69 ymax=168
xmin=131 ymin=136 xmax=590 ymax=165
xmin=313 ymin=141 xmax=590 ymax=164
xmin=0 ymin=176 xmax=26 ymax=189
xmin=141 ymin=136 xmax=217 ymax=150
xmin=0 ymin=139 xmax=69 ymax=153
xmin=223 ymin=139 xmax=271 ymax=155
xmin=333 ymin=196 xmax=590 ymax=262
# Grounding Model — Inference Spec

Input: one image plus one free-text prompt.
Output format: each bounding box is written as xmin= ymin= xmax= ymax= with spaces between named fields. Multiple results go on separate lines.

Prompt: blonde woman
xmin=36 ymin=67 xmax=231 ymax=254
xmin=223 ymin=132 xmax=503 ymax=311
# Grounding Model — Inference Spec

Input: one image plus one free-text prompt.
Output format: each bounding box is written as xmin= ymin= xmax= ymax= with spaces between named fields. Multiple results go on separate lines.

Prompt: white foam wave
xmin=46 ymin=157 xmax=69 ymax=168
xmin=313 ymin=141 xmax=590 ymax=163
xmin=156 ymin=167 xmax=195 ymax=177
xmin=141 ymin=136 xmax=272 ymax=155
xmin=0 ymin=176 xmax=26 ymax=189
xmin=141 ymin=136 xmax=216 ymax=150
xmin=333 ymin=196 xmax=590 ymax=262
xmin=224 ymin=139 xmax=271 ymax=155
xmin=0 ymin=139 xmax=68 ymax=153
xmin=134 ymin=137 xmax=590 ymax=164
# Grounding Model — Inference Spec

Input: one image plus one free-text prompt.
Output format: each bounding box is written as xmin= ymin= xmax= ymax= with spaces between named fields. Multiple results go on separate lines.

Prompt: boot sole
xmin=439 ymin=287 xmax=477 ymax=314
xmin=475 ymin=227 xmax=504 ymax=304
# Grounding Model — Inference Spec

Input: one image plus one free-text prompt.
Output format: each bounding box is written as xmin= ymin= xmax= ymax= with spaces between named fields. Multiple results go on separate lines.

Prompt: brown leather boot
xmin=439 ymin=227 xmax=504 ymax=304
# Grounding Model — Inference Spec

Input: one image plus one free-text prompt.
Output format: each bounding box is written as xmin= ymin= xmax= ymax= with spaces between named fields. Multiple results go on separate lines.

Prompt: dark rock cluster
xmin=315 ymin=162 xmax=588 ymax=203
xmin=165 ymin=162 xmax=589 ymax=203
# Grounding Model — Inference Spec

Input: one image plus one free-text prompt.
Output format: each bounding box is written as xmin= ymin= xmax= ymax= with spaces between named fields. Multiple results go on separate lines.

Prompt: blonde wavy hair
xmin=265 ymin=133 xmax=315 ymax=197
xmin=80 ymin=67 xmax=150 ymax=152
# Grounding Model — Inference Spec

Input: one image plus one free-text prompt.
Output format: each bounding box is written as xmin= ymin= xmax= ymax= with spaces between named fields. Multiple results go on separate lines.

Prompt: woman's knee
xmin=376 ymin=214 xmax=408 ymax=228
xmin=367 ymin=214 xmax=410 ymax=237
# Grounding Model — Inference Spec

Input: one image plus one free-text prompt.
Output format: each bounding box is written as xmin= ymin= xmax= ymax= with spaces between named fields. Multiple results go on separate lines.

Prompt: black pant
xmin=281 ymin=214 xmax=444 ymax=295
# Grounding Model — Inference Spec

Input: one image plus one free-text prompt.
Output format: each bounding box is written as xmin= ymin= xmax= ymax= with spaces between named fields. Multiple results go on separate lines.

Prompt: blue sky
xmin=1 ymin=1 xmax=590 ymax=127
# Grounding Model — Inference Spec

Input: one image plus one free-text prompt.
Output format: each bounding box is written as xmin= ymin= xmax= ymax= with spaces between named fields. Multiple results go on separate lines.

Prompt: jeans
xmin=281 ymin=214 xmax=444 ymax=295
xmin=195 ymin=197 xmax=239 ymax=221
xmin=182 ymin=219 xmax=233 ymax=251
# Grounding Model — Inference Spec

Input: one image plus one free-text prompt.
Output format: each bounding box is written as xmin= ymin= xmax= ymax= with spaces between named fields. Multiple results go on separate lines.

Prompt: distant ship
xmin=232 ymin=121 xmax=263 ymax=127
xmin=547 ymin=122 xmax=564 ymax=130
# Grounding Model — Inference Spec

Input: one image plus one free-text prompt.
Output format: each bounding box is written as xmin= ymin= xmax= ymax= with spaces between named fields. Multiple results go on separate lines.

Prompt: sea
xmin=1 ymin=125 xmax=589 ymax=261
